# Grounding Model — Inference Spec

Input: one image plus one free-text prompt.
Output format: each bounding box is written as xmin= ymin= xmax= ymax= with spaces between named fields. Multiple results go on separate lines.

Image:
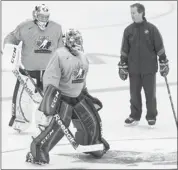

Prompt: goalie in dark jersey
xmin=26 ymin=29 xmax=110 ymax=164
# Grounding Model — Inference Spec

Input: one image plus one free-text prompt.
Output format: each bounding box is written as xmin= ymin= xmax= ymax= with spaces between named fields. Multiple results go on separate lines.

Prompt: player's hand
xmin=159 ymin=59 xmax=169 ymax=77
xmin=118 ymin=61 xmax=128 ymax=81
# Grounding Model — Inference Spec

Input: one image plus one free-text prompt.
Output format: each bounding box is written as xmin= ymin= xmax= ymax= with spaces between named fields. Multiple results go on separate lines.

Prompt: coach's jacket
xmin=120 ymin=18 xmax=166 ymax=74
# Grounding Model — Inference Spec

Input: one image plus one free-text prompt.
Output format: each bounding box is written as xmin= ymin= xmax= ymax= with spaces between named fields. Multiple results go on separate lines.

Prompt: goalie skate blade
xmin=76 ymin=144 xmax=104 ymax=153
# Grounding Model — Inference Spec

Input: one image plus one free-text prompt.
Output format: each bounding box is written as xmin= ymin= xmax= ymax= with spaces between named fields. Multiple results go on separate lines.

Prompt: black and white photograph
xmin=1 ymin=1 xmax=177 ymax=169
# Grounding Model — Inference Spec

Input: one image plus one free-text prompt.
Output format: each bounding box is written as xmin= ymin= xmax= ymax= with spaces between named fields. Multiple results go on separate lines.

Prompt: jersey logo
xmin=72 ymin=65 xmax=87 ymax=83
xmin=34 ymin=36 xmax=52 ymax=53
xmin=144 ymin=29 xmax=149 ymax=34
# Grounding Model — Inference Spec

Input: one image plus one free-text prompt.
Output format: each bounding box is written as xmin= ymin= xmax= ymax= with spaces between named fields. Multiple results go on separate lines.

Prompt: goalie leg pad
xmin=73 ymin=98 xmax=101 ymax=145
xmin=9 ymin=79 xmax=34 ymax=132
xmin=84 ymin=97 xmax=110 ymax=156
xmin=9 ymin=80 xmax=20 ymax=127
xmin=87 ymin=94 xmax=103 ymax=111
xmin=38 ymin=84 xmax=61 ymax=116
xmin=82 ymin=89 xmax=103 ymax=111
xmin=29 ymin=101 xmax=73 ymax=164
xmin=72 ymin=119 xmax=88 ymax=145
xmin=73 ymin=97 xmax=110 ymax=158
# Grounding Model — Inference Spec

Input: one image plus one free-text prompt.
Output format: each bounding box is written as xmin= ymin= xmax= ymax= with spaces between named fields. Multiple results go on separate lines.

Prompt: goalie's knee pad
xmin=30 ymin=100 xmax=73 ymax=163
xmin=9 ymin=79 xmax=34 ymax=132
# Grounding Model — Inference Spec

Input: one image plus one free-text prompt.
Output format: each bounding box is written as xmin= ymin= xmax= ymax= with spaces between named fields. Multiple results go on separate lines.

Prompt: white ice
xmin=1 ymin=1 xmax=177 ymax=169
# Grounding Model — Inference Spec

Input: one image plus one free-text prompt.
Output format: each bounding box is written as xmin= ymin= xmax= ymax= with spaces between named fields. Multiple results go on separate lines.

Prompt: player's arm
xmin=43 ymin=50 xmax=62 ymax=92
xmin=153 ymin=25 xmax=169 ymax=77
xmin=153 ymin=25 xmax=167 ymax=61
xmin=82 ymin=54 xmax=90 ymax=90
xmin=57 ymin=26 xmax=64 ymax=48
xmin=3 ymin=25 xmax=22 ymax=49
xmin=2 ymin=25 xmax=22 ymax=65
xmin=118 ymin=28 xmax=129 ymax=80
xmin=120 ymin=28 xmax=130 ymax=63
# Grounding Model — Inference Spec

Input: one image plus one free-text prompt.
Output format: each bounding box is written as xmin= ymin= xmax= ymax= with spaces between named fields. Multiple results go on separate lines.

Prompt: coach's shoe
xmin=125 ymin=117 xmax=139 ymax=126
xmin=147 ymin=119 xmax=156 ymax=126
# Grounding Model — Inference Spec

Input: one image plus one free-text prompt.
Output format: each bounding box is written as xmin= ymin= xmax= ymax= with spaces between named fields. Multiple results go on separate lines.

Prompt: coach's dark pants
xmin=129 ymin=73 xmax=158 ymax=121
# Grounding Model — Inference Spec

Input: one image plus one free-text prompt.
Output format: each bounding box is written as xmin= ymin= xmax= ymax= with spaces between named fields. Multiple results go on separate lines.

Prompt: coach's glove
xmin=159 ymin=59 xmax=169 ymax=77
xmin=118 ymin=60 xmax=128 ymax=81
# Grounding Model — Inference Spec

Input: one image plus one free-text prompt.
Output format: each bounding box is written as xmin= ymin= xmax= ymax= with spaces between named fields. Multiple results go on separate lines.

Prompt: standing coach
xmin=118 ymin=3 xmax=169 ymax=126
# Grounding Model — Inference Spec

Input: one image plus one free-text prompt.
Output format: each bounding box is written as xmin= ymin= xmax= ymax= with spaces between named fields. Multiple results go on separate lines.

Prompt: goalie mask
xmin=33 ymin=4 xmax=50 ymax=31
xmin=64 ymin=29 xmax=83 ymax=53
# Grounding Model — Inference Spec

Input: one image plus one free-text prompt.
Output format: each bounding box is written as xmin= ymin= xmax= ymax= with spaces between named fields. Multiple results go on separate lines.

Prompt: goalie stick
xmin=12 ymin=68 xmax=41 ymax=104
xmin=19 ymin=65 xmax=105 ymax=153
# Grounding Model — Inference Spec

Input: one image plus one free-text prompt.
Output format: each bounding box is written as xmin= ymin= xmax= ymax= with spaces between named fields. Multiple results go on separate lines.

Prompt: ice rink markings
xmin=2 ymin=136 xmax=177 ymax=154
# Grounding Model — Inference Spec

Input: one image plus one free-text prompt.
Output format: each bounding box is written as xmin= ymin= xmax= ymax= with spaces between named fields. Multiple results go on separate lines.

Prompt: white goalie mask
xmin=64 ymin=29 xmax=83 ymax=53
xmin=33 ymin=4 xmax=50 ymax=31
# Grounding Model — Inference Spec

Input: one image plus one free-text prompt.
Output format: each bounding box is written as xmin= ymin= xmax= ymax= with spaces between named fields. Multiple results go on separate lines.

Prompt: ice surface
xmin=1 ymin=1 xmax=177 ymax=169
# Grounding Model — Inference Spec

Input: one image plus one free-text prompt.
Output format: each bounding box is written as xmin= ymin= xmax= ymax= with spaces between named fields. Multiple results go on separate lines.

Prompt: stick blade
xmin=76 ymin=144 xmax=104 ymax=153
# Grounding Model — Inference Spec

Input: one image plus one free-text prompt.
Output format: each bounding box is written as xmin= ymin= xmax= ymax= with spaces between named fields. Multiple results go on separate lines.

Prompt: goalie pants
xmin=18 ymin=68 xmax=45 ymax=91
xmin=129 ymin=73 xmax=158 ymax=121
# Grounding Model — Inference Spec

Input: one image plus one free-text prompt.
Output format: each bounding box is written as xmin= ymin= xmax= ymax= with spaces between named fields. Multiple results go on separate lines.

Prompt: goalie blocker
xmin=26 ymin=84 xmax=109 ymax=164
